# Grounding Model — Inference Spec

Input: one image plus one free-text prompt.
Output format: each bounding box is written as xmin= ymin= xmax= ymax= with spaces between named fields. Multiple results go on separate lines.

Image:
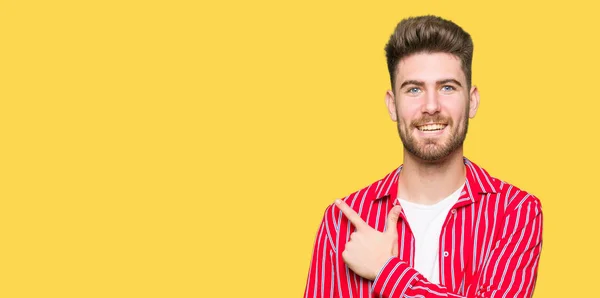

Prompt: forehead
xmin=396 ymin=52 xmax=465 ymax=84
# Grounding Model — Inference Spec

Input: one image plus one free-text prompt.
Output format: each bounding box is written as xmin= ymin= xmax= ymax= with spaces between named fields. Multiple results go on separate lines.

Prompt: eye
xmin=441 ymin=85 xmax=456 ymax=92
xmin=407 ymin=87 xmax=421 ymax=94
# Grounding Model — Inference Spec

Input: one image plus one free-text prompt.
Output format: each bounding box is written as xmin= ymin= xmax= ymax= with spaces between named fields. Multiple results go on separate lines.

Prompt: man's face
xmin=385 ymin=52 xmax=479 ymax=162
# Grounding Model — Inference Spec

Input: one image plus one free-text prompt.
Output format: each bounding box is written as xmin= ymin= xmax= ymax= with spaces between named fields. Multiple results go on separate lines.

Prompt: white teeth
xmin=418 ymin=124 xmax=446 ymax=131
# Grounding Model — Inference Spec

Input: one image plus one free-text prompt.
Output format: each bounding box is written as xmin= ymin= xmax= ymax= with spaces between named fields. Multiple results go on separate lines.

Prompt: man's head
xmin=384 ymin=16 xmax=479 ymax=162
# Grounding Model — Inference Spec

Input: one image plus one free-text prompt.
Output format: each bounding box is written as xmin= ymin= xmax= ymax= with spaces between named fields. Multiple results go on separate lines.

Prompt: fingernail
xmin=335 ymin=199 xmax=341 ymax=205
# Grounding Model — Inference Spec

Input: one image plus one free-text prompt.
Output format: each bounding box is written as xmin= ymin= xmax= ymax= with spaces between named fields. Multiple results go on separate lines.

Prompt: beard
xmin=397 ymin=104 xmax=470 ymax=162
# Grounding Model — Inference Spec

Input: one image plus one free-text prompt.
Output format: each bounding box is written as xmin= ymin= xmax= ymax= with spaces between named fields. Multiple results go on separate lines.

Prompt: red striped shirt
xmin=304 ymin=157 xmax=543 ymax=298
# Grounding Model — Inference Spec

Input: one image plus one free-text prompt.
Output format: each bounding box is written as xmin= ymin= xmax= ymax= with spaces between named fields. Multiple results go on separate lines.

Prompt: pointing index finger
xmin=335 ymin=199 xmax=369 ymax=230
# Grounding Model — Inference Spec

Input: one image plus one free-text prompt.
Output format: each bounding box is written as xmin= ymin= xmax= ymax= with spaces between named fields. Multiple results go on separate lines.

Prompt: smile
xmin=416 ymin=123 xmax=447 ymax=132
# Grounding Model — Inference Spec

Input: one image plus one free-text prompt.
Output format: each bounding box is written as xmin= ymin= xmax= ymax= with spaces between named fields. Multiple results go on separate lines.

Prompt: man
xmin=303 ymin=15 xmax=543 ymax=298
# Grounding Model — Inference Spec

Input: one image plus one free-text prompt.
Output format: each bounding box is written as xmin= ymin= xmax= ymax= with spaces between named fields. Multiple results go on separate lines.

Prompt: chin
xmin=411 ymin=143 xmax=455 ymax=161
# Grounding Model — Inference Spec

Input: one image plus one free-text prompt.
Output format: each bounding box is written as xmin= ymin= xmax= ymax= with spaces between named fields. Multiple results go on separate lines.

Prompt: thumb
xmin=392 ymin=239 xmax=399 ymax=257
xmin=385 ymin=205 xmax=402 ymax=235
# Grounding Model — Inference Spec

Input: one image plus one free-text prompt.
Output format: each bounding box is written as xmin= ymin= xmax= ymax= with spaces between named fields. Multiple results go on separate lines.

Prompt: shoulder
xmin=478 ymin=166 xmax=543 ymax=219
xmin=496 ymin=179 xmax=543 ymax=216
xmin=467 ymin=158 xmax=542 ymax=216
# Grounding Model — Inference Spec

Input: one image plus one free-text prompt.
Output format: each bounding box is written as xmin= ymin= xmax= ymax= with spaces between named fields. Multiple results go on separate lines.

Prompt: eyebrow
xmin=399 ymin=79 xmax=463 ymax=89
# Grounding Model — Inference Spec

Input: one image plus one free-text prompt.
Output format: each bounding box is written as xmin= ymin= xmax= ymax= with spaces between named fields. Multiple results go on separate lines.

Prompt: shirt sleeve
xmin=372 ymin=197 xmax=543 ymax=298
xmin=303 ymin=205 xmax=336 ymax=298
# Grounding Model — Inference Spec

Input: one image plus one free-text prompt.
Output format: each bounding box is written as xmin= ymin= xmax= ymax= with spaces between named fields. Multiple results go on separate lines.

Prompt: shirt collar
xmin=373 ymin=157 xmax=498 ymax=204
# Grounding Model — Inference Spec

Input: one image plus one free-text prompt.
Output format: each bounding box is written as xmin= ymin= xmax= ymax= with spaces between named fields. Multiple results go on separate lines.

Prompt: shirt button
xmin=443 ymin=251 xmax=449 ymax=257
xmin=451 ymin=209 xmax=456 ymax=214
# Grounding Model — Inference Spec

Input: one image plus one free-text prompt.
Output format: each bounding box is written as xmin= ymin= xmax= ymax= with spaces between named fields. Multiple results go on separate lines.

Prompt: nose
xmin=422 ymin=90 xmax=441 ymax=114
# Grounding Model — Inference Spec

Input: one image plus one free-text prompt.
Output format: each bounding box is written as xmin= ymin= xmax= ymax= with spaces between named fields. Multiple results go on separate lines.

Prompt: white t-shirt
xmin=397 ymin=183 xmax=464 ymax=284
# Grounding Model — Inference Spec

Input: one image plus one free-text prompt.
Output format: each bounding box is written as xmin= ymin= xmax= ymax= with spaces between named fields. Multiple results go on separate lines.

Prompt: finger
xmin=335 ymin=199 xmax=369 ymax=231
xmin=384 ymin=205 xmax=402 ymax=235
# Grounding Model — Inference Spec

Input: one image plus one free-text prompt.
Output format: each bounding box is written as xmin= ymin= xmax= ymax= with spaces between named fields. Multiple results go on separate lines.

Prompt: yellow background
xmin=1 ymin=0 xmax=598 ymax=297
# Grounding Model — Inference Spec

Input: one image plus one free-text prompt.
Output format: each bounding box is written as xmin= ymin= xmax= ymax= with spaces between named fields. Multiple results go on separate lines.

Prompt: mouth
xmin=416 ymin=123 xmax=448 ymax=132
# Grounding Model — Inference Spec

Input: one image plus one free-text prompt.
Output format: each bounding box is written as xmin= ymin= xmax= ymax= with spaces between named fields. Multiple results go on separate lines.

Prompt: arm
xmin=303 ymin=206 xmax=336 ymax=298
xmin=372 ymin=197 xmax=543 ymax=298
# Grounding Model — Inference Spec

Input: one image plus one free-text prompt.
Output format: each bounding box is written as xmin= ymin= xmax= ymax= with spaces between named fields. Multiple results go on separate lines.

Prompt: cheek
xmin=442 ymin=103 xmax=468 ymax=121
xmin=397 ymin=104 xmax=420 ymax=123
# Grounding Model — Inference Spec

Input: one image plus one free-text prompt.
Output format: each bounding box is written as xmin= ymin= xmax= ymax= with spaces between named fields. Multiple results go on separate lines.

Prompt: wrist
xmin=371 ymin=256 xmax=396 ymax=281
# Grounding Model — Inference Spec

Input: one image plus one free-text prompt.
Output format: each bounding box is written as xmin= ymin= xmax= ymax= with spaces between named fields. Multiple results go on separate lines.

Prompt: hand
xmin=335 ymin=199 xmax=402 ymax=280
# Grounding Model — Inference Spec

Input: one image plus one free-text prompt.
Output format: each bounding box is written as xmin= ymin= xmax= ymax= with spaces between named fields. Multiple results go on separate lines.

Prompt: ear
xmin=468 ymin=85 xmax=480 ymax=119
xmin=385 ymin=90 xmax=398 ymax=122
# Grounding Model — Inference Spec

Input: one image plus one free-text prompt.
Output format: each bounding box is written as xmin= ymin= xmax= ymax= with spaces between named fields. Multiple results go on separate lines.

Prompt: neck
xmin=398 ymin=148 xmax=466 ymax=205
